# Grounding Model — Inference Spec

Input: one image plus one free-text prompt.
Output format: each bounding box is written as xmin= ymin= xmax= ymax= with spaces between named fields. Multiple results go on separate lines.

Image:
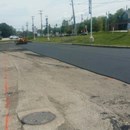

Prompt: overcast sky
xmin=0 ymin=0 xmax=130 ymax=31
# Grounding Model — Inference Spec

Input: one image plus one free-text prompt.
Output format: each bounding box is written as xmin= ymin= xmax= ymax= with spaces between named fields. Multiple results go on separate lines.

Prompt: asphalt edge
xmin=21 ymin=45 xmax=130 ymax=84
xmin=71 ymin=43 xmax=130 ymax=49
xmin=32 ymin=41 xmax=130 ymax=49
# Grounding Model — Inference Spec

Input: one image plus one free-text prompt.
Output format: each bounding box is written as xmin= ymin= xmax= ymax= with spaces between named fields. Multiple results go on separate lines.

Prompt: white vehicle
xmin=9 ymin=35 xmax=19 ymax=39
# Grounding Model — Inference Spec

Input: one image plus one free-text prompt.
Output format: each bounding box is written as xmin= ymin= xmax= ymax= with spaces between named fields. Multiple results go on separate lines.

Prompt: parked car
xmin=9 ymin=35 xmax=19 ymax=39
xmin=81 ymin=32 xmax=88 ymax=35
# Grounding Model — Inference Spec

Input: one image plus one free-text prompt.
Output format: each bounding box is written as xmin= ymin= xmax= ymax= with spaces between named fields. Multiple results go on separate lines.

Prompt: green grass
xmin=34 ymin=32 xmax=130 ymax=47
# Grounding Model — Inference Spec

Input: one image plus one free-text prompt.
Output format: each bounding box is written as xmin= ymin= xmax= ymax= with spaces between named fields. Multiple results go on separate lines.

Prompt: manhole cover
xmin=21 ymin=112 xmax=56 ymax=125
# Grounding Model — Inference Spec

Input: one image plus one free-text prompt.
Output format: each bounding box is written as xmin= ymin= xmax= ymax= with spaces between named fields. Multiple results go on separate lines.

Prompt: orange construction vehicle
xmin=16 ymin=37 xmax=28 ymax=45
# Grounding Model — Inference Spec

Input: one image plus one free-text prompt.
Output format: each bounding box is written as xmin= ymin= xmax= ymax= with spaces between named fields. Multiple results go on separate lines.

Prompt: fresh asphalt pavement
xmin=19 ymin=42 xmax=130 ymax=84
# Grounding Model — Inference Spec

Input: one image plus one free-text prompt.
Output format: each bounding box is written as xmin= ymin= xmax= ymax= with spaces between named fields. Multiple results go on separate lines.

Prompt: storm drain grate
xmin=21 ymin=112 xmax=56 ymax=125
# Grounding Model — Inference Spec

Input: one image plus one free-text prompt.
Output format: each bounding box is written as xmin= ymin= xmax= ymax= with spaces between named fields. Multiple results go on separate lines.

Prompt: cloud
xmin=0 ymin=0 xmax=130 ymax=30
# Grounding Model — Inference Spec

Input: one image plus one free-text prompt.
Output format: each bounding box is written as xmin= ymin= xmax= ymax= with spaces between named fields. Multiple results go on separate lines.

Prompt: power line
xmin=76 ymin=0 xmax=130 ymax=5
xmin=93 ymin=0 xmax=130 ymax=5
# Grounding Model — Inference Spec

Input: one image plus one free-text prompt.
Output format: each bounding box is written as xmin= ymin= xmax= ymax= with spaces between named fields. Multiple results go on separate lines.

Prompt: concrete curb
xmin=71 ymin=43 xmax=130 ymax=49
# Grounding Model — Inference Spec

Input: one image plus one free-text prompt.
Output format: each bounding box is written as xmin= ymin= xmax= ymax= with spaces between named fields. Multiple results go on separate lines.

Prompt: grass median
xmin=34 ymin=32 xmax=130 ymax=47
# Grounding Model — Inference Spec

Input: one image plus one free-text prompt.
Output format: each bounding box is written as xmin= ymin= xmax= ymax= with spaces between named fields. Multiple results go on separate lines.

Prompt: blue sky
xmin=0 ymin=0 xmax=130 ymax=31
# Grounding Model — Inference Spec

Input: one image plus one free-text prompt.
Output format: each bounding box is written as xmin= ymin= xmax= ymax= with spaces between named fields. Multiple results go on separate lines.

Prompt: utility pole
xmin=26 ymin=22 xmax=28 ymax=37
xmin=71 ymin=0 xmax=77 ymax=35
xmin=107 ymin=12 xmax=109 ymax=31
xmin=89 ymin=0 xmax=94 ymax=43
xmin=81 ymin=14 xmax=84 ymax=22
xmin=26 ymin=22 xmax=28 ymax=31
xmin=105 ymin=12 xmax=108 ymax=32
xmin=22 ymin=26 xmax=24 ymax=33
xmin=22 ymin=26 xmax=25 ymax=37
xmin=46 ymin=16 xmax=50 ymax=41
xmin=39 ymin=10 xmax=43 ymax=36
xmin=126 ymin=5 xmax=128 ymax=11
xmin=32 ymin=16 xmax=35 ymax=40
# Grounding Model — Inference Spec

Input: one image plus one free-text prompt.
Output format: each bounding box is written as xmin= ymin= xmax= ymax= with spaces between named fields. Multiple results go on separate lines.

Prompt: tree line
xmin=0 ymin=8 xmax=127 ymax=38
xmin=0 ymin=23 xmax=16 ymax=38
xmin=43 ymin=8 xmax=127 ymax=36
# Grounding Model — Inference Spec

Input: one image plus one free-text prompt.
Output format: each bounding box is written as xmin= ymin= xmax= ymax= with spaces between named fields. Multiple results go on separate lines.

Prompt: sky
xmin=0 ymin=0 xmax=130 ymax=31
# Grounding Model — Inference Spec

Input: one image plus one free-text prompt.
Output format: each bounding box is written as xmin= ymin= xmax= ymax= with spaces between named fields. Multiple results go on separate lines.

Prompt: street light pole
xmin=89 ymin=0 xmax=94 ymax=43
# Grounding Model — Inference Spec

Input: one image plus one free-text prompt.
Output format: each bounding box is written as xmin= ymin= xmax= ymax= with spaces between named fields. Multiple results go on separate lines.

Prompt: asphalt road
xmin=20 ymin=42 xmax=130 ymax=84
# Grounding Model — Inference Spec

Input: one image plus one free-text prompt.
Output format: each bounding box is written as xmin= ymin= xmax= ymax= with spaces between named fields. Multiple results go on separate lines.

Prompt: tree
xmin=97 ymin=16 xmax=105 ymax=31
xmin=77 ymin=22 xmax=85 ymax=34
xmin=108 ymin=8 xmax=125 ymax=30
xmin=92 ymin=17 xmax=98 ymax=32
xmin=115 ymin=8 xmax=125 ymax=22
xmin=61 ymin=20 xmax=69 ymax=34
xmin=0 ymin=23 xmax=16 ymax=37
xmin=84 ymin=20 xmax=90 ymax=32
xmin=60 ymin=20 xmax=73 ymax=34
